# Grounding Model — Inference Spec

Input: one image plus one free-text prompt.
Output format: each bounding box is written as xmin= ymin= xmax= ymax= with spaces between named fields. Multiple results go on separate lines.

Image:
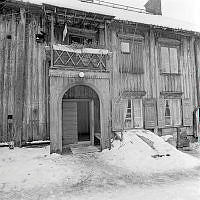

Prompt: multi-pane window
xmin=164 ymin=99 xmax=181 ymax=126
xmin=124 ymin=99 xmax=143 ymax=128
xmin=160 ymin=45 xmax=179 ymax=74
xmin=120 ymin=40 xmax=144 ymax=73
xmin=121 ymin=41 xmax=130 ymax=53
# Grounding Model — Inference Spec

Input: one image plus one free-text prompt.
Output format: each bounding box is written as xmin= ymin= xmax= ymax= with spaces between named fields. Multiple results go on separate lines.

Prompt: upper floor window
xmin=69 ymin=34 xmax=93 ymax=45
xmin=121 ymin=41 xmax=130 ymax=53
xmin=159 ymin=44 xmax=180 ymax=74
xmin=120 ymin=39 xmax=144 ymax=74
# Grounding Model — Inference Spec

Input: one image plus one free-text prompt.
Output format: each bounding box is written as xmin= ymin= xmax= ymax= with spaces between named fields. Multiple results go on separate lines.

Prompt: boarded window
xmin=144 ymin=99 xmax=157 ymax=129
xmin=182 ymin=99 xmax=193 ymax=126
xmin=120 ymin=40 xmax=144 ymax=74
xmin=124 ymin=99 xmax=143 ymax=129
xmin=160 ymin=46 xmax=179 ymax=74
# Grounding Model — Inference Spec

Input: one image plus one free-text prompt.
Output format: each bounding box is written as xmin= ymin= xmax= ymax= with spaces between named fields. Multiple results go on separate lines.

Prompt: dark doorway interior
xmin=77 ymin=101 xmax=90 ymax=142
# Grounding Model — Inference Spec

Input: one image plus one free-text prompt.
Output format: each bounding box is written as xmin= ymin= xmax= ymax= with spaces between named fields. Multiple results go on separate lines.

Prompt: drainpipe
xmin=194 ymin=38 xmax=200 ymax=142
xmin=194 ymin=39 xmax=200 ymax=107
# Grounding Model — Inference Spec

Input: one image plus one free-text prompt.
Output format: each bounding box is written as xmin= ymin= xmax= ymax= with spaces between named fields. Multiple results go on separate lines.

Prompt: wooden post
xmin=90 ymin=100 xmax=94 ymax=146
xmin=14 ymin=8 xmax=26 ymax=146
xmin=194 ymin=40 xmax=200 ymax=106
xmin=50 ymin=13 xmax=54 ymax=68
xmin=104 ymin=21 xmax=108 ymax=48
xmin=0 ymin=22 xmax=5 ymax=141
xmin=177 ymin=127 xmax=181 ymax=148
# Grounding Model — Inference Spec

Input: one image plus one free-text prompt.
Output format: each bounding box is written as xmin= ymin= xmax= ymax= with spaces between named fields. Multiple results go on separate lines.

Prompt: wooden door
xmin=62 ymin=101 xmax=78 ymax=145
xmin=77 ymin=101 xmax=90 ymax=141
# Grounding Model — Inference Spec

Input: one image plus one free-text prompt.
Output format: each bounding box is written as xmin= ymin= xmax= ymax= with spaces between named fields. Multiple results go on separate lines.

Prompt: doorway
xmin=77 ymin=101 xmax=90 ymax=142
xmin=62 ymin=85 xmax=100 ymax=147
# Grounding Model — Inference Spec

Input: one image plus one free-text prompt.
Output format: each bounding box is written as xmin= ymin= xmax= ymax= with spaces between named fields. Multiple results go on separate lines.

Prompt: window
xmin=124 ymin=99 xmax=143 ymax=128
xmin=69 ymin=34 xmax=93 ymax=45
xmin=164 ymin=99 xmax=181 ymax=126
xmin=120 ymin=40 xmax=144 ymax=73
xmin=121 ymin=41 xmax=130 ymax=53
xmin=160 ymin=45 xmax=179 ymax=74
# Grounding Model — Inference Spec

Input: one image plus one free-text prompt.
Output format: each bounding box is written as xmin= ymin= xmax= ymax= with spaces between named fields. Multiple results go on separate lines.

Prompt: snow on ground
xmin=0 ymin=146 xmax=86 ymax=191
xmin=0 ymin=129 xmax=200 ymax=199
xmin=100 ymin=130 xmax=200 ymax=174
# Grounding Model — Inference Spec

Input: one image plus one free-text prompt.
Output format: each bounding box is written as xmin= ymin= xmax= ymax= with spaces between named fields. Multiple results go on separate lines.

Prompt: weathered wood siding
xmin=0 ymin=11 xmax=48 ymax=144
xmin=110 ymin=23 xmax=199 ymax=132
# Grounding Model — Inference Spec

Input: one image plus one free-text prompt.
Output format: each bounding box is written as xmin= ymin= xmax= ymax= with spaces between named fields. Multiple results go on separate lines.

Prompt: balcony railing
xmin=49 ymin=44 xmax=110 ymax=72
xmin=160 ymin=73 xmax=182 ymax=94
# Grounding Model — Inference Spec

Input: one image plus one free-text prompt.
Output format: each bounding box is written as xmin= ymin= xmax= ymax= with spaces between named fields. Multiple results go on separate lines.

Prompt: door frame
xmin=62 ymin=99 xmax=94 ymax=145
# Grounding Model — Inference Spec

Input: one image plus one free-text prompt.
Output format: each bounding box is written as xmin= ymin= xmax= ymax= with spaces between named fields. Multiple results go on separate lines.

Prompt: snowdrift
xmin=100 ymin=130 xmax=200 ymax=173
xmin=0 ymin=129 xmax=200 ymax=191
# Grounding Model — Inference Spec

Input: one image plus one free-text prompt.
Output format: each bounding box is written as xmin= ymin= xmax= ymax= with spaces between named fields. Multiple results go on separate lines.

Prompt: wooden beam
xmin=14 ymin=8 xmax=26 ymax=146
xmin=50 ymin=13 xmax=54 ymax=68
xmin=90 ymin=100 xmax=94 ymax=146
xmin=194 ymin=40 xmax=200 ymax=106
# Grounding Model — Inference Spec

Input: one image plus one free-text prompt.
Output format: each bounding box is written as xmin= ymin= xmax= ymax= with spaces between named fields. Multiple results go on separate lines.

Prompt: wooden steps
xmin=70 ymin=144 xmax=100 ymax=154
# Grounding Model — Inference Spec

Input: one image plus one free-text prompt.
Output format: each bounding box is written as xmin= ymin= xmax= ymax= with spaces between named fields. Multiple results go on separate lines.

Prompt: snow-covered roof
xmin=18 ymin=0 xmax=200 ymax=33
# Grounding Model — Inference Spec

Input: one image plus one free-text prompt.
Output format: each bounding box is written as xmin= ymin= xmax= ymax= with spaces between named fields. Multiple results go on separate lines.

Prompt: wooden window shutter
xmin=144 ymin=99 xmax=157 ymax=129
xmin=157 ymin=98 xmax=165 ymax=128
xmin=169 ymin=47 xmax=178 ymax=73
xmin=160 ymin=46 xmax=170 ymax=73
xmin=112 ymin=99 xmax=127 ymax=131
xmin=133 ymin=41 xmax=143 ymax=73
xmin=182 ymin=99 xmax=193 ymax=126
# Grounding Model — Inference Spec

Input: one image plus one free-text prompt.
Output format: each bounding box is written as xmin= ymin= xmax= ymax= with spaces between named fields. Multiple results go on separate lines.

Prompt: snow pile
xmin=190 ymin=142 xmax=200 ymax=152
xmin=100 ymin=130 xmax=200 ymax=174
xmin=1 ymin=130 xmax=200 ymax=192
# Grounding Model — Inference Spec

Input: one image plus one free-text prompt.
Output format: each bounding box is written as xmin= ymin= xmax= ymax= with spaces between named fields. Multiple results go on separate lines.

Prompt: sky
xmin=23 ymin=0 xmax=200 ymax=27
xmin=109 ymin=0 xmax=200 ymax=26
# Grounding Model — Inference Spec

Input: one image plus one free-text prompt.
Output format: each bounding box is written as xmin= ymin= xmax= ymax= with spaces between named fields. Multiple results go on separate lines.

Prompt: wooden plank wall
xmin=110 ymin=23 xmax=199 ymax=131
xmin=0 ymin=11 xmax=49 ymax=144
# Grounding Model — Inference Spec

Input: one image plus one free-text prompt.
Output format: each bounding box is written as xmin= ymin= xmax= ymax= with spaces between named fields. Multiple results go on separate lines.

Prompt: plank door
xmin=62 ymin=101 xmax=78 ymax=145
xmin=77 ymin=101 xmax=90 ymax=142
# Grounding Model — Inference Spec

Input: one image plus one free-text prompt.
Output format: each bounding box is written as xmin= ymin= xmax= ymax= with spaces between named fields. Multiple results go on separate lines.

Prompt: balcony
xmin=160 ymin=73 xmax=183 ymax=96
xmin=49 ymin=44 xmax=111 ymax=72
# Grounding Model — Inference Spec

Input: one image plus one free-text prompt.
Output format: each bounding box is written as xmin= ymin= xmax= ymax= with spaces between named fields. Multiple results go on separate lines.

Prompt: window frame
xmin=164 ymin=98 xmax=182 ymax=127
xmin=159 ymin=42 xmax=180 ymax=75
xmin=124 ymin=98 xmax=143 ymax=129
xmin=120 ymin=41 xmax=131 ymax=54
xmin=119 ymin=38 xmax=144 ymax=74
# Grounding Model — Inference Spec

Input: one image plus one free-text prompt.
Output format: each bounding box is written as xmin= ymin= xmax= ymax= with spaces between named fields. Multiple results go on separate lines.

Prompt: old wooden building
xmin=1 ymin=0 xmax=200 ymax=153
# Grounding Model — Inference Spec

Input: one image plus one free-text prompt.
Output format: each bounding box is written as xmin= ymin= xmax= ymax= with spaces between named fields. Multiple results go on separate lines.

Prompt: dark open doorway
xmin=62 ymin=85 xmax=100 ymax=147
xmin=77 ymin=101 xmax=90 ymax=142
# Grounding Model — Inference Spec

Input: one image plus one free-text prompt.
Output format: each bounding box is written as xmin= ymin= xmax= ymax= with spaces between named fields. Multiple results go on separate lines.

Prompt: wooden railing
xmin=50 ymin=44 xmax=110 ymax=72
xmin=160 ymin=73 xmax=182 ymax=93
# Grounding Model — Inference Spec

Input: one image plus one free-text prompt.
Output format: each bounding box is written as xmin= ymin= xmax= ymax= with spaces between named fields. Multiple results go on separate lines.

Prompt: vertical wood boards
xmin=0 ymin=12 xmax=48 ymax=144
xmin=182 ymin=98 xmax=193 ymax=126
xmin=194 ymin=40 xmax=200 ymax=106
xmin=13 ymin=9 xmax=26 ymax=146
xmin=157 ymin=98 xmax=165 ymax=128
xmin=62 ymin=101 xmax=78 ymax=145
xmin=0 ymin=17 xmax=6 ymax=141
xmin=144 ymin=98 xmax=157 ymax=129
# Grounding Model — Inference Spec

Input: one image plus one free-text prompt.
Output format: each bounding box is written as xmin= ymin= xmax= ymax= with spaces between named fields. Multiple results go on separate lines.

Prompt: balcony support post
xmin=50 ymin=13 xmax=54 ymax=68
